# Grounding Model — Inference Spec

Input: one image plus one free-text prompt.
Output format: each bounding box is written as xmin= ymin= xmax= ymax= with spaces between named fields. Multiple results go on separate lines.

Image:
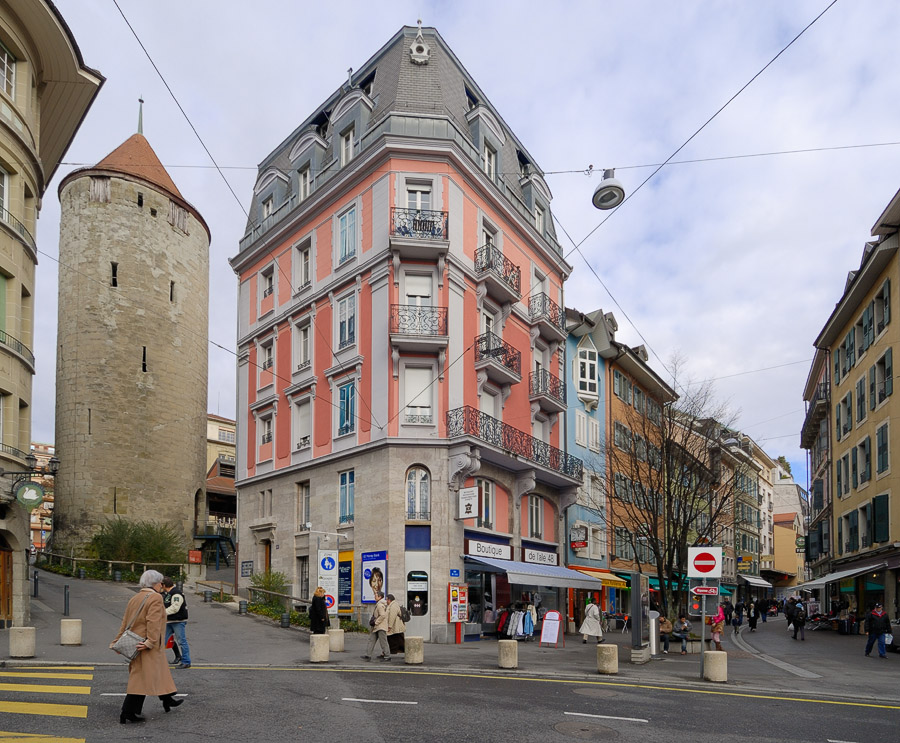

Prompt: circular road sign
xmin=692 ymin=551 xmax=718 ymax=574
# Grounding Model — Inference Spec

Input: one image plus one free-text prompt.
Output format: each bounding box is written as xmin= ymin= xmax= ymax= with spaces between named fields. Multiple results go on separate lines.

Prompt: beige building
xmin=773 ymin=512 xmax=804 ymax=594
xmin=206 ymin=414 xmax=236 ymax=471
xmin=0 ymin=2 xmax=102 ymax=627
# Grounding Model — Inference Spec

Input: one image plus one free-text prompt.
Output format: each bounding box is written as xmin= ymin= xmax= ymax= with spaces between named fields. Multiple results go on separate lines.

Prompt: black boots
xmin=161 ymin=693 xmax=184 ymax=713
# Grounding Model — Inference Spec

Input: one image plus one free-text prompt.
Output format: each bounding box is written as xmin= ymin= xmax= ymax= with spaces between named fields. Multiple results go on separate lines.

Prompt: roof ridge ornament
xmin=410 ymin=20 xmax=431 ymax=65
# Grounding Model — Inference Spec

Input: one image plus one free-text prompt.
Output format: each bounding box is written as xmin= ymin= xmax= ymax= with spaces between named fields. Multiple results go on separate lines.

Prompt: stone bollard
xmin=60 ymin=619 xmax=83 ymax=646
xmin=328 ymin=629 xmax=345 ymax=652
xmin=703 ymin=651 xmax=727 ymax=682
xmin=498 ymin=639 xmax=518 ymax=669
xmin=9 ymin=627 xmax=36 ymax=658
xmin=405 ymin=636 xmax=424 ymax=665
xmin=597 ymin=644 xmax=618 ymax=674
xmin=309 ymin=633 xmax=330 ymax=663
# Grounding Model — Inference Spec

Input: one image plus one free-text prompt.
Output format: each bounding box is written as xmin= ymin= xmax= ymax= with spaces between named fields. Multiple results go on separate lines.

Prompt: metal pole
xmin=32 ymin=570 xmax=38 ymax=598
xmin=699 ymin=577 xmax=706 ymax=679
xmin=64 ymin=585 xmax=70 ymax=616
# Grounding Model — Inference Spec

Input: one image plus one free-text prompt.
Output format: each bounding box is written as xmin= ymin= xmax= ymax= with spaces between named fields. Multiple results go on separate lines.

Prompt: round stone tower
xmin=54 ymin=132 xmax=210 ymax=548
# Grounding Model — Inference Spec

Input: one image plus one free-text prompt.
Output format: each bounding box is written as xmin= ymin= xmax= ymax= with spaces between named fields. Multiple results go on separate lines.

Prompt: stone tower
xmin=54 ymin=132 xmax=210 ymax=548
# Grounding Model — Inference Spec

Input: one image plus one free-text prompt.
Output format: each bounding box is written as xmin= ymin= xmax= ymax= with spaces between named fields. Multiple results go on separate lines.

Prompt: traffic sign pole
xmin=700 ymin=577 xmax=706 ymax=680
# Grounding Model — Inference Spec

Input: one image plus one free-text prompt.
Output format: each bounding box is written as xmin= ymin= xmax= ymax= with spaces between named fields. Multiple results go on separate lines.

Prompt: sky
xmin=33 ymin=1 xmax=900 ymax=490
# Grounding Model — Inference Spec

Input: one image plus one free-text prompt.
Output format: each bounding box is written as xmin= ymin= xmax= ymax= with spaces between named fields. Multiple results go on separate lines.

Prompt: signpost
xmin=687 ymin=546 xmax=723 ymax=679
xmin=691 ymin=585 xmax=719 ymax=596
xmin=318 ymin=549 xmax=339 ymax=615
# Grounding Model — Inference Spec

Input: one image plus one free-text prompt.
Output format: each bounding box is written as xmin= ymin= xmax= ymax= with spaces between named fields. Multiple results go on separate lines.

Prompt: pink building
xmin=230 ymin=25 xmax=584 ymax=642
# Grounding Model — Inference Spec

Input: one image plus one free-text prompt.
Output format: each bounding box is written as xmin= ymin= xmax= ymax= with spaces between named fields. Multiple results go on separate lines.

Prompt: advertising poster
xmin=338 ymin=550 xmax=354 ymax=613
xmin=317 ymin=548 xmax=339 ymax=615
xmin=361 ymin=550 xmax=387 ymax=604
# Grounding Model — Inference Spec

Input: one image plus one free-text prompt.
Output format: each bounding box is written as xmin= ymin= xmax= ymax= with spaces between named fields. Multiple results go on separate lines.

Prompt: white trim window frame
xmin=294 ymin=238 xmax=312 ymax=291
xmin=476 ymin=478 xmax=495 ymax=530
xmin=483 ymin=141 xmax=496 ymax=180
xmin=294 ymin=321 xmax=311 ymax=372
xmin=297 ymin=481 xmax=310 ymax=530
xmin=336 ymin=291 xmax=356 ymax=350
xmin=293 ymin=396 xmax=312 ymax=450
xmin=340 ymin=126 xmax=354 ymax=166
xmin=574 ymin=409 xmax=588 ymax=447
xmin=402 ymin=363 xmax=435 ymax=425
xmin=528 ymin=494 xmax=543 ymax=539
xmin=0 ymin=41 xmax=14 ymax=98
xmin=406 ymin=466 xmax=431 ymax=520
xmin=260 ymin=266 xmax=275 ymax=301
xmin=588 ymin=417 xmax=601 ymax=453
xmin=337 ymin=380 xmax=356 ymax=437
xmin=337 ymin=203 xmax=358 ymax=265
xmin=299 ymin=166 xmax=311 ymax=202
xmin=339 ymin=469 xmax=355 ymax=524
xmin=258 ymin=415 xmax=273 ymax=451
xmin=0 ymin=165 xmax=9 ymax=217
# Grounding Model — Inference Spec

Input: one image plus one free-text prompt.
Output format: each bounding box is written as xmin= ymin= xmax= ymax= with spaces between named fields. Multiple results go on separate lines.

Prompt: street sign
xmin=687 ymin=546 xmax=722 ymax=578
xmin=691 ymin=585 xmax=719 ymax=596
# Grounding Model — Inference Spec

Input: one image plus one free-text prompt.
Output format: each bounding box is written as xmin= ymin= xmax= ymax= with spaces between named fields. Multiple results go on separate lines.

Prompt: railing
xmin=295 ymin=435 xmax=310 ymax=449
xmin=248 ymin=586 xmax=310 ymax=612
xmin=0 ymin=206 xmax=36 ymax=252
xmin=390 ymin=208 xmax=448 ymax=240
xmin=407 ymin=510 xmax=431 ymax=520
xmin=263 ymin=285 xmax=274 ymax=298
xmin=0 ymin=442 xmax=28 ymax=460
xmin=529 ymin=292 xmax=565 ymax=334
xmin=475 ymin=331 xmax=521 ymax=376
xmin=261 ymin=432 xmax=273 ymax=444
xmin=262 ymin=358 xmax=273 ymax=370
xmin=339 ymin=513 xmax=354 ymax=524
xmin=530 ymin=368 xmax=566 ymax=404
xmin=404 ymin=411 xmax=433 ymax=424
xmin=296 ymin=360 xmax=311 ymax=372
xmin=339 ymin=332 xmax=355 ymax=350
xmin=475 ymin=244 xmax=521 ymax=295
xmin=390 ymin=304 xmax=448 ymax=336
xmin=800 ymin=381 xmax=830 ymax=442
xmin=0 ymin=330 xmax=34 ymax=366
xmin=446 ymin=405 xmax=583 ymax=480
xmin=196 ymin=580 xmax=235 ymax=601
xmin=338 ymin=423 xmax=354 ymax=436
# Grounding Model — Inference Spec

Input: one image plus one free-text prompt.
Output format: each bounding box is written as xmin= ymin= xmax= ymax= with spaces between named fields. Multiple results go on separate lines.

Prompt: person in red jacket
xmin=865 ymin=602 xmax=891 ymax=658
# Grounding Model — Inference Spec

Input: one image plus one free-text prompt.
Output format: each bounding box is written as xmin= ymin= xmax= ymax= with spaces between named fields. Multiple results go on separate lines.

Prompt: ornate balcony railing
xmin=261 ymin=432 xmax=273 ymax=444
xmin=0 ymin=330 xmax=34 ymax=366
xmin=390 ymin=304 xmax=448 ymax=336
xmin=529 ymin=292 xmax=565 ymax=334
xmin=0 ymin=206 xmax=36 ymax=252
xmin=405 ymin=411 xmax=433 ymax=424
xmin=475 ymin=244 xmax=521 ymax=295
xmin=391 ymin=208 xmax=448 ymax=240
xmin=407 ymin=510 xmax=431 ymax=520
xmin=339 ymin=513 xmax=354 ymax=525
xmin=475 ymin=331 xmax=521 ymax=376
xmin=446 ymin=405 xmax=583 ymax=480
xmin=295 ymin=435 xmax=311 ymax=450
xmin=530 ymin=368 xmax=566 ymax=404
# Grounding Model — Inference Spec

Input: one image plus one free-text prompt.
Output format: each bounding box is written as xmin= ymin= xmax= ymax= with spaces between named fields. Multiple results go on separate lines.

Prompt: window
xmin=534 ymin=205 xmax=545 ymax=234
xmin=168 ymin=201 xmax=189 ymax=233
xmin=634 ymin=435 xmax=647 ymax=462
xmin=873 ymin=493 xmax=889 ymax=543
xmin=218 ymin=428 xmax=235 ymax=443
xmin=649 ymin=444 xmax=662 ymax=471
xmin=261 ymin=343 xmax=273 ymax=371
xmin=296 ymin=323 xmax=311 ymax=370
xmin=338 ymin=382 xmax=355 ymax=436
xmin=613 ymin=369 xmax=632 ymax=404
xmin=614 ymin=422 xmax=632 ymax=451
xmin=841 ymin=454 xmax=849 ymax=496
xmin=575 ymin=410 xmax=587 ymax=447
xmin=299 ymin=167 xmax=311 ymax=201
xmin=404 ymin=366 xmax=433 ymax=424
xmin=339 ymin=470 xmax=354 ymax=523
xmin=260 ymin=416 xmax=273 ymax=445
xmin=860 ymin=436 xmax=871 ymax=484
xmin=295 ymin=399 xmax=311 ymax=449
xmin=876 ymin=423 xmax=889 ymax=474
xmin=262 ymin=269 xmax=274 ymax=298
xmin=614 ymin=527 xmax=634 ymax=561
xmin=588 ymin=418 xmax=601 ymax=453
xmin=875 ymin=279 xmax=891 ymax=334
xmin=836 ymin=392 xmax=852 ymax=440
xmin=407 ymin=185 xmax=431 ymax=212
xmin=614 ymin=472 xmax=632 ymax=503
xmin=588 ymin=525 xmax=607 ymax=560
xmin=476 ymin=478 xmax=494 ymax=529
xmin=647 ymin=399 xmax=662 ymax=425
xmin=141 ymin=346 xmax=147 ymax=373
xmin=340 ymin=127 xmax=354 ymax=166
xmin=483 ymin=142 xmax=496 ymax=180
xmin=262 ymin=197 xmax=274 ymax=219
xmin=406 ymin=467 xmax=430 ymax=519
xmin=0 ymin=42 xmax=14 ymax=97
xmin=576 ymin=343 xmax=598 ymax=398
xmin=110 ymin=262 xmax=118 ymax=288
xmin=297 ymin=482 xmax=310 ymax=529
xmin=871 ymin=349 xmax=893 ymax=406
xmin=632 ymin=386 xmax=645 ymax=414
xmin=528 ymin=495 xmax=543 ymax=538
xmin=296 ymin=242 xmax=311 ymax=289
xmin=337 ymin=293 xmax=356 ymax=349
xmin=856 ymin=378 xmax=866 ymax=422
xmin=298 ymin=556 xmax=309 ymax=600
xmin=338 ymin=206 xmax=357 ymax=263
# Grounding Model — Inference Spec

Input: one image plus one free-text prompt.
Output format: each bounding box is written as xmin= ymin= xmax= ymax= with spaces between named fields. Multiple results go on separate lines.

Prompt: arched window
xmin=406 ymin=466 xmax=430 ymax=520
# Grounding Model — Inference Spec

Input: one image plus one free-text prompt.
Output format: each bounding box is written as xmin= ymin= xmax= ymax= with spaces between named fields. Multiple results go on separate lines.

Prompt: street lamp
xmin=592 ymin=168 xmax=625 ymax=210
xmin=0 ymin=453 xmax=60 ymax=522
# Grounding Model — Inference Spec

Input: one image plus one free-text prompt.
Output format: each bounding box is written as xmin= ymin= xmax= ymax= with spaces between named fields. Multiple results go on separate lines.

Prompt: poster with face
xmin=361 ymin=551 xmax=387 ymax=604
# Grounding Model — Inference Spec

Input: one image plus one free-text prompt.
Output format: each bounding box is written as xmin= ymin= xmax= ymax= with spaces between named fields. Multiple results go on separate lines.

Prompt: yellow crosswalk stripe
xmin=0 ymin=673 xmax=92 ymax=681
xmin=4 ymin=667 xmax=94 ymax=671
xmin=0 ymin=683 xmax=91 ymax=695
xmin=0 ymin=733 xmax=85 ymax=742
xmin=0 ymin=701 xmax=87 ymax=718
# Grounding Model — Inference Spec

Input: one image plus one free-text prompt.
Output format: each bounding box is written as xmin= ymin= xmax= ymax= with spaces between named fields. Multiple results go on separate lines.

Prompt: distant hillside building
xmin=54 ymin=131 xmax=210 ymax=548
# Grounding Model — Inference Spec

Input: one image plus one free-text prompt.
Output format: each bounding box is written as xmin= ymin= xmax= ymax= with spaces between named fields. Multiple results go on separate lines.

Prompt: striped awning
xmin=569 ymin=566 xmax=628 ymax=589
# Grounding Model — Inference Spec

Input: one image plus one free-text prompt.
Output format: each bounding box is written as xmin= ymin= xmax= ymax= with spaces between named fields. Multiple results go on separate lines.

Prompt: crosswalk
xmin=0 ymin=666 xmax=91 ymax=743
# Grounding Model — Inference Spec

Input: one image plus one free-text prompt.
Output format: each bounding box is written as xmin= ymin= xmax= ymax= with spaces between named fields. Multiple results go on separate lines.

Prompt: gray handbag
xmin=111 ymin=592 xmax=151 ymax=661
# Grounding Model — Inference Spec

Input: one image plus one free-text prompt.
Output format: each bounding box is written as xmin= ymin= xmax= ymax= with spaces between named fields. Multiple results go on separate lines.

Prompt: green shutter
xmin=851 ymin=447 xmax=858 ymax=489
xmin=847 ymin=390 xmax=853 ymax=427
xmin=864 ymin=437 xmax=871 ymax=481
xmin=870 ymin=365 xmax=876 ymax=410
xmin=849 ymin=510 xmax=859 ymax=551
xmin=836 ymin=403 xmax=841 ymax=439
xmin=835 ymin=350 xmax=841 ymax=380
xmin=873 ymin=493 xmax=890 ymax=543
xmin=885 ymin=279 xmax=891 ymax=326
xmin=837 ymin=515 xmax=843 ymax=555
xmin=885 ymin=348 xmax=893 ymax=397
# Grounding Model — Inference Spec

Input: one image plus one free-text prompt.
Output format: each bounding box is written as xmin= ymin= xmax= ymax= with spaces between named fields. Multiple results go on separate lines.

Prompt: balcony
xmin=529 ymin=368 xmax=567 ymax=414
xmin=800 ymin=382 xmax=829 ymax=449
xmin=447 ymin=405 xmax=583 ymax=486
xmin=475 ymin=244 xmax=520 ymax=304
xmin=529 ymin=293 xmax=566 ymax=343
xmin=474 ymin=331 xmax=521 ymax=386
xmin=0 ymin=330 xmax=34 ymax=367
xmin=390 ymin=304 xmax=449 ymax=352
xmin=389 ymin=208 xmax=449 ymax=259
xmin=0 ymin=206 xmax=36 ymax=255
xmin=407 ymin=510 xmax=431 ymax=521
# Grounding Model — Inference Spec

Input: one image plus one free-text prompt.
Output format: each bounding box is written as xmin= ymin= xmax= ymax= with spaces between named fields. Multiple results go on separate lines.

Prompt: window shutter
xmin=885 ymin=279 xmax=891 ymax=325
xmin=864 ymin=437 xmax=871 ymax=481
xmin=835 ymin=403 xmax=841 ymax=438
xmin=813 ymin=479 xmax=823 ymax=511
xmin=847 ymin=391 xmax=853 ymax=427
xmin=849 ymin=510 xmax=859 ymax=551
xmin=870 ymin=366 xmax=876 ymax=410
xmin=873 ymin=494 xmax=889 ymax=543
xmin=851 ymin=447 xmax=858 ymax=489
xmin=837 ymin=516 xmax=843 ymax=555
xmin=885 ymin=348 xmax=893 ymax=397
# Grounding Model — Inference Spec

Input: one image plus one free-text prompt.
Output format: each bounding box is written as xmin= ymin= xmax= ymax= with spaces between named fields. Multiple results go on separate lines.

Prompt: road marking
xmin=0 ymin=732 xmax=85 ymax=742
xmin=0 ymin=683 xmax=91 ymax=695
xmin=827 ymin=740 xmax=858 ymax=743
xmin=0 ymin=673 xmax=93 ymax=681
xmin=4 ymin=667 xmax=94 ymax=671
xmin=0 ymin=701 xmax=87 ymax=718
xmin=99 ymin=693 xmax=186 ymax=697
xmin=342 ymin=698 xmax=418 ymax=705
xmin=731 ymin=628 xmax=821 ymax=678
xmin=565 ymin=711 xmax=648 ymax=723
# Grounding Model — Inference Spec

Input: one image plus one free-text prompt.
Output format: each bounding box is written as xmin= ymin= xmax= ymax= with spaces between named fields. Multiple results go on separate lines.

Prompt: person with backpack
xmin=792 ymin=599 xmax=807 ymax=640
xmin=864 ymin=602 xmax=891 ymax=658
xmin=386 ymin=593 xmax=407 ymax=654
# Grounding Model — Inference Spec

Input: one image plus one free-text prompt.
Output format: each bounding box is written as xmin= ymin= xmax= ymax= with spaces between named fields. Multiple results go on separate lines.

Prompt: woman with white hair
xmin=110 ymin=569 xmax=183 ymax=723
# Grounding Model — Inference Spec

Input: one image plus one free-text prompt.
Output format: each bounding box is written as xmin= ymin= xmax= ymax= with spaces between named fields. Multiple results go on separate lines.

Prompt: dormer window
xmin=534 ymin=206 xmax=545 ymax=235
xmin=483 ymin=142 xmax=496 ymax=180
xmin=262 ymin=197 xmax=274 ymax=219
xmin=340 ymin=127 xmax=354 ymax=166
xmin=299 ymin=167 xmax=311 ymax=202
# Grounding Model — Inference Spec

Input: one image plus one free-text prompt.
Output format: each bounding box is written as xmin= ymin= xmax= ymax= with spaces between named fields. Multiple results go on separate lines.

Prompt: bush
xmin=248 ymin=571 xmax=288 ymax=609
xmin=90 ymin=518 xmax=186 ymax=564
xmin=244 ymin=602 xmax=367 ymax=633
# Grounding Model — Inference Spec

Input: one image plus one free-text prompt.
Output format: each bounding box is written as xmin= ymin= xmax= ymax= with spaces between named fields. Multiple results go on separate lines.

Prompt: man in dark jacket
xmin=722 ymin=599 xmax=734 ymax=626
xmin=161 ymin=578 xmax=191 ymax=669
xmin=865 ymin=602 xmax=891 ymax=658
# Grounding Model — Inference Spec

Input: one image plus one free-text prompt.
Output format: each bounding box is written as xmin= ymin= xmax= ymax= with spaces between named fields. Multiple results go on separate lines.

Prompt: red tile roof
xmin=94 ymin=133 xmax=183 ymax=199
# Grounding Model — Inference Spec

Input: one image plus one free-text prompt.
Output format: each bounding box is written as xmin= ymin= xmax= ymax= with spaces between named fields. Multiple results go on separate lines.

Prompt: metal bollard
xmin=238 ymin=600 xmax=248 ymax=615
xmin=113 ymin=570 xmax=122 ymax=582
xmin=32 ymin=571 xmax=38 ymax=597
xmin=280 ymin=612 xmax=291 ymax=628
xmin=204 ymin=590 xmax=213 ymax=603
xmin=77 ymin=568 xmax=86 ymax=579
xmin=64 ymin=585 xmax=70 ymax=617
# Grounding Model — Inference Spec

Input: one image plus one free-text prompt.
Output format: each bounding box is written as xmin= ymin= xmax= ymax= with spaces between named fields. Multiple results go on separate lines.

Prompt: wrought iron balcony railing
xmin=0 ymin=330 xmax=34 ymax=366
xmin=339 ymin=513 xmax=354 ymax=524
xmin=407 ymin=510 xmax=431 ymax=520
xmin=0 ymin=206 xmax=36 ymax=252
xmin=475 ymin=244 xmax=521 ymax=295
xmin=446 ymin=406 xmax=583 ymax=480
xmin=391 ymin=208 xmax=448 ymax=240
xmin=405 ymin=411 xmax=433 ymax=424
xmin=390 ymin=304 xmax=448 ymax=336
xmin=529 ymin=368 xmax=566 ymax=404
xmin=261 ymin=432 xmax=273 ymax=444
xmin=529 ymin=292 xmax=565 ymax=334
xmin=339 ymin=331 xmax=355 ymax=350
xmin=475 ymin=331 xmax=521 ymax=376
xmin=295 ymin=435 xmax=311 ymax=450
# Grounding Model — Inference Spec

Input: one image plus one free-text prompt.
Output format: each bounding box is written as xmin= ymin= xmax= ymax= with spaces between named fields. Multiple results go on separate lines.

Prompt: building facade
xmin=230 ymin=25 xmax=596 ymax=643
xmin=800 ymin=348 xmax=832 ymax=579
xmin=0 ymin=1 xmax=102 ymax=627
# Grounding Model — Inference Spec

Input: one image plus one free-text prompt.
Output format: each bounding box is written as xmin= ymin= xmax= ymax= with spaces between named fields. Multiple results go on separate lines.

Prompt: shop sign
xmin=448 ymin=583 xmax=468 ymax=622
xmin=523 ymin=547 xmax=558 ymax=565
xmin=188 ymin=550 xmax=202 ymax=565
xmin=466 ymin=539 xmax=511 ymax=561
xmin=569 ymin=525 xmax=587 ymax=542
xmin=457 ymin=487 xmax=478 ymax=520
xmin=795 ymin=536 xmax=806 ymax=549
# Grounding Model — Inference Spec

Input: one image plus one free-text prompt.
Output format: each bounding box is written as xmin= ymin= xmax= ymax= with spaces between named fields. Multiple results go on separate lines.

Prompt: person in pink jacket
xmin=710 ymin=603 xmax=726 ymax=651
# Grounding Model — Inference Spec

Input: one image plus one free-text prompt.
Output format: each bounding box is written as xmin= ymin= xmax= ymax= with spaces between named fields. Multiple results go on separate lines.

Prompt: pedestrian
xmin=659 ymin=614 xmax=673 ymax=654
xmin=732 ymin=599 xmax=745 ymax=635
xmin=160 ymin=583 xmax=181 ymax=665
xmin=747 ymin=600 xmax=758 ymax=631
xmin=361 ymin=590 xmax=391 ymax=661
xmin=309 ymin=586 xmax=329 ymax=634
xmin=161 ymin=578 xmax=191 ymax=669
xmin=110 ymin=570 xmax=183 ymax=724
xmin=710 ymin=603 xmax=726 ymax=651
xmin=578 ymin=596 xmax=604 ymax=644
xmin=760 ymin=598 xmax=768 ymax=623
xmin=386 ymin=593 xmax=406 ymax=654
xmin=722 ymin=599 xmax=734 ymax=626
xmin=864 ymin=602 xmax=891 ymax=658
xmin=671 ymin=614 xmax=693 ymax=655
xmin=791 ymin=599 xmax=806 ymax=640
xmin=784 ymin=597 xmax=796 ymax=629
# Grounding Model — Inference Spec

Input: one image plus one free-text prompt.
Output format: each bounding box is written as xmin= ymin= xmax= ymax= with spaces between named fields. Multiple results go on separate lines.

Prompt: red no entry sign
xmin=687 ymin=546 xmax=722 ymax=578
xmin=693 ymin=552 xmax=717 ymax=573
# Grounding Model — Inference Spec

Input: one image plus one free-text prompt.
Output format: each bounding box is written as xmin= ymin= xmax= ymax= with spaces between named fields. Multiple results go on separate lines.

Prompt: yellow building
xmin=0 ymin=1 xmax=102 ymax=627
xmin=206 ymin=414 xmax=236 ymax=471
xmin=772 ymin=512 xmax=804 ymax=593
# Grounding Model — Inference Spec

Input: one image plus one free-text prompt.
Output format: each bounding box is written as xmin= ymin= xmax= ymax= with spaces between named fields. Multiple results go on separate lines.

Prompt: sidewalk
xmin=4 ymin=570 xmax=896 ymax=704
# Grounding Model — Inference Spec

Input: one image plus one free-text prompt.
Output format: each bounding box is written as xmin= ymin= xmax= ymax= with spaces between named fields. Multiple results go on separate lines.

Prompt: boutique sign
xmin=465 ymin=539 xmax=511 ymax=561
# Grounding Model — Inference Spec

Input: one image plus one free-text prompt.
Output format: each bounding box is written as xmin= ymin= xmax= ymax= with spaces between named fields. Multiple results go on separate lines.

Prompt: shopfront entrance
xmin=0 ymin=536 xmax=12 ymax=628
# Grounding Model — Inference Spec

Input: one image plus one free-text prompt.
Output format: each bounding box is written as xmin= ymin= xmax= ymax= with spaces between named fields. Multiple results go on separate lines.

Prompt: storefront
xmin=796 ymin=561 xmax=893 ymax=630
xmin=739 ymin=574 xmax=773 ymax=602
xmin=568 ymin=566 xmax=628 ymax=630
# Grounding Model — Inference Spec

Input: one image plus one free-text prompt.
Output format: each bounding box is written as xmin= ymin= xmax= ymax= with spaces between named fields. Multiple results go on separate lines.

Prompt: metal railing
xmin=247 ymin=586 xmax=310 ymax=612
xmin=390 ymin=208 xmax=448 ymax=240
xmin=390 ymin=304 xmax=448 ymax=336
xmin=529 ymin=292 xmax=565 ymax=334
xmin=0 ymin=206 xmax=36 ymax=252
xmin=446 ymin=405 xmax=583 ymax=480
xmin=406 ymin=510 xmax=431 ymax=520
xmin=475 ymin=244 xmax=521 ymax=295
xmin=404 ymin=411 xmax=433 ymax=424
xmin=339 ymin=331 xmax=355 ymax=350
xmin=261 ymin=432 xmax=273 ymax=444
xmin=0 ymin=442 xmax=28 ymax=460
xmin=0 ymin=330 xmax=34 ymax=366
xmin=529 ymin=368 xmax=566 ymax=404
xmin=339 ymin=513 xmax=354 ymax=524
xmin=295 ymin=435 xmax=311 ymax=449
xmin=475 ymin=331 xmax=521 ymax=376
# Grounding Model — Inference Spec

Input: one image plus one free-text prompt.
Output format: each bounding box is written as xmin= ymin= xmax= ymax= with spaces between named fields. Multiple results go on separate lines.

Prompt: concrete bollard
xmin=9 ymin=627 xmax=36 ymax=658
xmin=60 ymin=619 xmax=82 ymax=646
xmin=703 ymin=651 xmax=727 ymax=682
xmin=498 ymin=639 xmax=518 ymax=669
xmin=309 ymin=633 xmax=330 ymax=663
xmin=328 ymin=629 xmax=345 ymax=652
xmin=405 ymin=636 xmax=424 ymax=665
xmin=597 ymin=644 xmax=618 ymax=674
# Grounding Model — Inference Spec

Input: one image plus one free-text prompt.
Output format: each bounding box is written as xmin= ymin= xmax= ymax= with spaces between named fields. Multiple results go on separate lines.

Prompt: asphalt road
xmin=3 ymin=664 xmax=896 ymax=743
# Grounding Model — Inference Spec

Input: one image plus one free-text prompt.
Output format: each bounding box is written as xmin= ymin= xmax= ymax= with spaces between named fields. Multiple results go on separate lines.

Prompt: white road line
xmin=565 ymin=712 xmax=648 ymax=723
xmin=827 ymin=739 xmax=858 ymax=743
xmin=100 ymin=693 xmax=187 ymax=697
xmin=342 ymin=698 xmax=418 ymax=705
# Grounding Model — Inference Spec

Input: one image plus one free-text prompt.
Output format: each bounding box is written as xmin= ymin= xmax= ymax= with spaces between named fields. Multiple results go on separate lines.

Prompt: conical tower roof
xmin=93 ymin=132 xmax=183 ymax=200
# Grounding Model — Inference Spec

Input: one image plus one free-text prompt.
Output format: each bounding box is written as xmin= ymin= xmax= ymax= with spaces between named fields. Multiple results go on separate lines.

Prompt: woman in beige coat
xmin=386 ymin=593 xmax=406 ymax=654
xmin=110 ymin=569 xmax=182 ymax=723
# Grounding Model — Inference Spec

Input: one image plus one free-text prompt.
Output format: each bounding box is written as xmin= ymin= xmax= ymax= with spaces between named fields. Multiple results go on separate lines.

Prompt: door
xmin=0 ymin=542 xmax=11 ymax=628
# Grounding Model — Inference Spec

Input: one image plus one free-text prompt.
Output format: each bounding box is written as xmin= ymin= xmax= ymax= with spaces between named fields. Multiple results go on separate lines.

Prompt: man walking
xmin=791 ymin=598 xmax=806 ymax=641
xmin=361 ymin=591 xmax=391 ymax=661
xmin=864 ymin=602 xmax=891 ymax=658
xmin=161 ymin=577 xmax=191 ymax=669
